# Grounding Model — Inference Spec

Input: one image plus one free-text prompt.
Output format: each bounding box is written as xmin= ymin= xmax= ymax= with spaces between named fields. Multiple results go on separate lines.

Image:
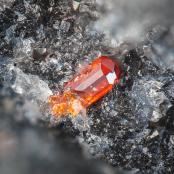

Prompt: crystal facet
xmin=49 ymin=56 xmax=122 ymax=117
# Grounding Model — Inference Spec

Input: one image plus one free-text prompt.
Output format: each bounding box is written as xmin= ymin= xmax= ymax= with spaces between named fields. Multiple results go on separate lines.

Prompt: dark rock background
xmin=0 ymin=0 xmax=174 ymax=174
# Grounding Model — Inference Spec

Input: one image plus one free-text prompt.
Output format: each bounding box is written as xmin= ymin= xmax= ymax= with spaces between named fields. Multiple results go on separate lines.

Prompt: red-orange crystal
xmin=49 ymin=56 xmax=122 ymax=117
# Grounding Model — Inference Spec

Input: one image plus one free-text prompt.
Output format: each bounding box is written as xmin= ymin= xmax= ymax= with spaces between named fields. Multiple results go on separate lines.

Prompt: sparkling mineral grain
xmin=49 ymin=56 xmax=122 ymax=117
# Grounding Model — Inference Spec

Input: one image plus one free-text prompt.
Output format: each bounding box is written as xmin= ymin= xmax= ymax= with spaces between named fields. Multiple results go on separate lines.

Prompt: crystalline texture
xmin=49 ymin=56 xmax=122 ymax=117
xmin=65 ymin=56 xmax=122 ymax=107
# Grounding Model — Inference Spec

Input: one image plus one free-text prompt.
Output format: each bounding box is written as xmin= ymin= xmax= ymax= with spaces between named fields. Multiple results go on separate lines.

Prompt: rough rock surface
xmin=0 ymin=0 xmax=174 ymax=174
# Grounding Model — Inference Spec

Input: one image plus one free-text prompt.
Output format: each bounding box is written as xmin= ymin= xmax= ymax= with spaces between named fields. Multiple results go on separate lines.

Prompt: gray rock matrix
xmin=0 ymin=0 xmax=174 ymax=174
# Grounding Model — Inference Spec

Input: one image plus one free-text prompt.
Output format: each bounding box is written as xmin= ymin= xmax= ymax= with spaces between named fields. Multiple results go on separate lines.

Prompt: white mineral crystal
xmin=4 ymin=25 xmax=16 ymax=43
xmin=60 ymin=21 xmax=70 ymax=32
xmin=132 ymin=77 xmax=172 ymax=123
xmin=9 ymin=66 xmax=52 ymax=103
xmin=13 ymin=37 xmax=35 ymax=59
xmin=148 ymin=130 xmax=159 ymax=139
xmin=15 ymin=11 xmax=27 ymax=22
xmin=73 ymin=0 xmax=80 ymax=11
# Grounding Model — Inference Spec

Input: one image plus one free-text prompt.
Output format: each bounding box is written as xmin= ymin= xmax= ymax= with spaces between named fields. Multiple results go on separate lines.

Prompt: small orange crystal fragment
xmin=49 ymin=56 xmax=122 ymax=117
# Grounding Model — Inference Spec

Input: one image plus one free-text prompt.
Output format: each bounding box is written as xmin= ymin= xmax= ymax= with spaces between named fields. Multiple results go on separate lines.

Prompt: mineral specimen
xmin=0 ymin=0 xmax=174 ymax=173
xmin=49 ymin=56 xmax=122 ymax=117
